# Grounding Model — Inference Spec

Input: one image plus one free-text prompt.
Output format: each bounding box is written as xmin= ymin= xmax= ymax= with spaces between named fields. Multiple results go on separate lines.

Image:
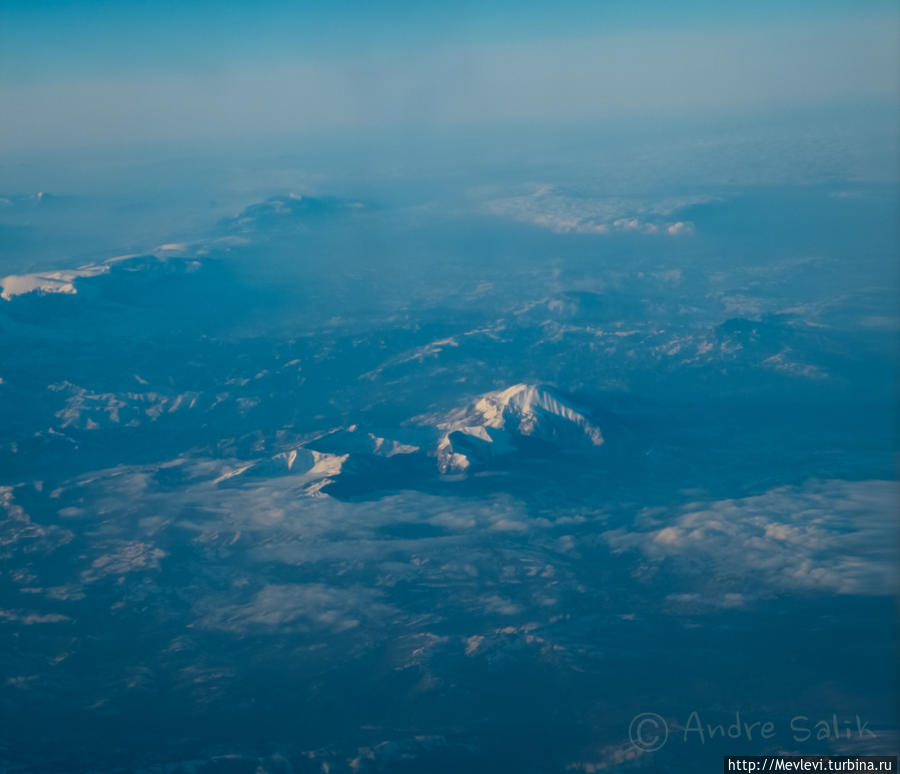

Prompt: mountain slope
xmin=433 ymin=384 xmax=604 ymax=473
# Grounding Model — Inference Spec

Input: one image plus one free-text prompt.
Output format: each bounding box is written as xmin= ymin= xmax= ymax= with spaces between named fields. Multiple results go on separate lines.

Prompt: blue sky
xmin=1 ymin=0 xmax=898 ymax=150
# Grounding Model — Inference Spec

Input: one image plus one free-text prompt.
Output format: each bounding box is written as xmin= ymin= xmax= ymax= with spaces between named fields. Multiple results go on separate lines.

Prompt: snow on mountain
xmin=201 ymin=385 xmax=606 ymax=496
xmin=0 ymin=265 xmax=110 ymax=301
xmin=432 ymin=384 xmax=604 ymax=473
xmin=0 ymin=242 xmax=222 ymax=302
xmin=214 ymin=447 xmax=349 ymax=497
xmin=307 ymin=425 xmax=420 ymax=458
xmin=221 ymin=194 xmax=366 ymax=234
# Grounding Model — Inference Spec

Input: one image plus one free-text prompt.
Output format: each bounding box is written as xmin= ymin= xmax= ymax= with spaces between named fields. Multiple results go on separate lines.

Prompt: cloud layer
xmin=605 ymin=479 xmax=899 ymax=598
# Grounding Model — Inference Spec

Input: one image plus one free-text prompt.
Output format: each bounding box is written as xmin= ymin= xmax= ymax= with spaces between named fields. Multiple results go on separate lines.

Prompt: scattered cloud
xmin=0 ymin=609 xmax=71 ymax=625
xmin=604 ymin=479 xmax=899 ymax=598
xmin=82 ymin=541 xmax=166 ymax=583
xmin=194 ymin=583 xmax=393 ymax=634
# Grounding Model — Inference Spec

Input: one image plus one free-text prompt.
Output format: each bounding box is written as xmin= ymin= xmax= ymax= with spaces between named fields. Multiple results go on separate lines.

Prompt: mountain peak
xmin=436 ymin=384 xmax=603 ymax=473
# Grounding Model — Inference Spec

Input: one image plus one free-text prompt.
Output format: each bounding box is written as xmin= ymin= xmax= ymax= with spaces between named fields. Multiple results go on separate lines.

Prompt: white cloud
xmin=604 ymin=479 xmax=899 ymax=598
xmin=0 ymin=609 xmax=71 ymax=625
xmin=194 ymin=583 xmax=392 ymax=634
xmin=666 ymin=221 xmax=694 ymax=235
xmin=479 ymin=594 xmax=522 ymax=616
xmin=82 ymin=541 xmax=166 ymax=583
xmin=0 ymin=486 xmax=73 ymax=559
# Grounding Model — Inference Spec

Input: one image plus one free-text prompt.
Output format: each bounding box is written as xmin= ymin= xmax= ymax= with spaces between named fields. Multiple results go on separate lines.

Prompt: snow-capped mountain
xmin=306 ymin=425 xmax=420 ymax=458
xmin=201 ymin=386 xmax=607 ymax=497
xmin=433 ymin=384 xmax=604 ymax=473
xmin=214 ymin=447 xmax=349 ymax=497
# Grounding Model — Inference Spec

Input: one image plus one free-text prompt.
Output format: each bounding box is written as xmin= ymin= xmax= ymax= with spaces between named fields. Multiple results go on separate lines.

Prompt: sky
xmin=1 ymin=0 xmax=899 ymax=151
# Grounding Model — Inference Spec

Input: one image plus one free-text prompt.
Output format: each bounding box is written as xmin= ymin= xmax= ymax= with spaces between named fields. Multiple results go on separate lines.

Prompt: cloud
xmin=479 ymin=594 xmax=523 ymax=616
xmin=0 ymin=609 xmax=71 ymax=625
xmin=0 ymin=486 xmax=73 ymax=563
xmin=761 ymin=350 xmax=828 ymax=380
xmin=604 ymin=479 xmax=899 ymax=598
xmin=666 ymin=221 xmax=694 ymax=235
xmin=194 ymin=583 xmax=393 ymax=634
xmin=82 ymin=541 xmax=166 ymax=583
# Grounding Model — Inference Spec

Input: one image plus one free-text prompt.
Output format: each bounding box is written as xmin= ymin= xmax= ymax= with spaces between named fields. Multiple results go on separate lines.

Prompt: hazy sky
xmin=1 ymin=0 xmax=898 ymax=151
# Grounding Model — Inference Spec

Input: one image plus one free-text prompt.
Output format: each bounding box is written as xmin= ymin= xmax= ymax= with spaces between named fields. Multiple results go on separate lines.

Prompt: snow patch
xmin=433 ymin=384 xmax=604 ymax=473
xmin=1 ymin=265 xmax=109 ymax=301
